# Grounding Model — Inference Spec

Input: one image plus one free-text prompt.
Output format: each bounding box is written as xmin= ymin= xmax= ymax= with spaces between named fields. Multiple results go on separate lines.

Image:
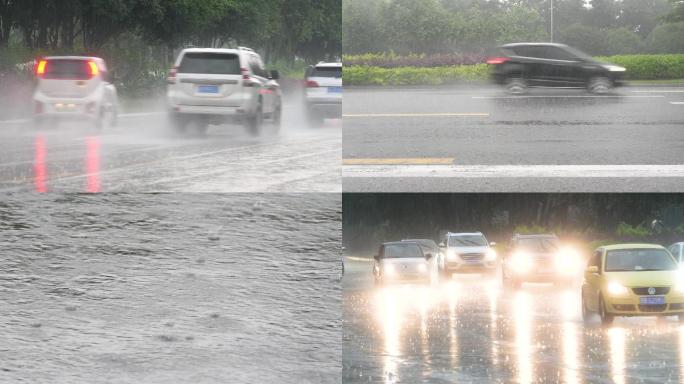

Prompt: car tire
xmin=588 ymin=77 xmax=612 ymax=94
xmin=599 ymin=295 xmax=614 ymax=325
xmin=505 ymin=77 xmax=527 ymax=95
xmin=246 ymin=102 xmax=263 ymax=136
xmin=581 ymin=289 xmax=591 ymax=322
xmin=272 ymin=103 xmax=282 ymax=133
xmin=169 ymin=113 xmax=187 ymax=134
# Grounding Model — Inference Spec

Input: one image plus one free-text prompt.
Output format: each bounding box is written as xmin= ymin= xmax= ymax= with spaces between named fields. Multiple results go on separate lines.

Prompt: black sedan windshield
xmin=384 ymin=244 xmax=423 ymax=259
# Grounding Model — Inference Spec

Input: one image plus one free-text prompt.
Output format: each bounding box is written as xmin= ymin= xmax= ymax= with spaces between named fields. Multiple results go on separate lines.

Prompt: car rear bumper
xmin=168 ymin=104 xmax=249 ymax=117
xmin=306 ymin=99 xmax=342 ymax=116
xmin=33 ymin=93 xmax=102 ymax=119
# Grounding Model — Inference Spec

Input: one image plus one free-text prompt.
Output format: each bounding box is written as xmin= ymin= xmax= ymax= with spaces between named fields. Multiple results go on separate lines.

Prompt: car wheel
xmin=307 ymin=108 xmax=324 ymax=128
xmin=169 ymin=113 xmax=187 ymax=134
xmin=581 ymin=289 xmax=591 ymax=322
xmin=272 ymin=103 xmax=282 ymax=132
xmin=588 ymin=77 xmax=612 ymax=94
xmin=599 ymin=295 xmax=614 ymax=325
xmin=505 ymin=78 xmax=527 ymax=95
xmin=246 ymin=102 xmax=263 ymax=136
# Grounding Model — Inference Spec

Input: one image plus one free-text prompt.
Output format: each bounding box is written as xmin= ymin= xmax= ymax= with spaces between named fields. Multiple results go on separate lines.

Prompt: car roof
xmin=514 ymin=234 xmax=558 ymax=239
xmin=447 ymin=232 xmax=483 ymax=236
xmin=600 ymin=243 xmax=666 ymax=251
xmin=180 ymin=48 xmax=246 ymax=55
xmin=315 ymin=62 xmax=342 ymax=68
xmin=44 ymin=56 xmax=103 ymax=61
xmin=500 ymin=42 xmax=569 ymax=48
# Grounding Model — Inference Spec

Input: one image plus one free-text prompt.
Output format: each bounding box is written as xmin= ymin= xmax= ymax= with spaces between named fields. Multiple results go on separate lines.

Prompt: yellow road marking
xmin=343 ymin=158 xmax=455 ymax=165
xmin=343 ymin=112 xmax=489 ymax=117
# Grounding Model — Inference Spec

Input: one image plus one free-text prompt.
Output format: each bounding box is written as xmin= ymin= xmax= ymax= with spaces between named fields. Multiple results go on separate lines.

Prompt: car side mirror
xmin=425 ymin=253 xmax=433 ymax=260
xmin=269 ymin=70 xmax=280 ymax=80
xmin=490 ymin=241 xmax=497 ymax=247
xmin=586 ymin=266 xmax=599 ymax=274
xmin=438 ymin=242 xmax=446 ymax=248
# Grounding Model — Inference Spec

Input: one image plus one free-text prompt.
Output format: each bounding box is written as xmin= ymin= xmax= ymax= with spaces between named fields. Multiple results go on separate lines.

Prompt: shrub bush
xmin=597 ymin=54 xmax=684 ymax=80
xmin=344 ymin=64 xmax=489 ymax=86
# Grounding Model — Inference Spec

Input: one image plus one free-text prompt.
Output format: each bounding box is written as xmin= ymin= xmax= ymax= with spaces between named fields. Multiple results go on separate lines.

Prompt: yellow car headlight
xmin=485 ymin=249 xmax=497 ymax=262
xmin=511 ymin=252 xmax=532 ymax=273
xmin=417 ymin=263 xmax=427 ymax=273
xmin=607 ymin=281 xmax=629 ymax=296
xmin=384 ymin=264 xmax=396 ymax=276
xmin=673 ymin=282 xmax=684 ymax=294
xmin=447 ymin=250 xmax=458 ymax=261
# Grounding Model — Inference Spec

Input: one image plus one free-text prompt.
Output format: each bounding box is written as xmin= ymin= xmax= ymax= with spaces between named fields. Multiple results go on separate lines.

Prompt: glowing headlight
xmin=511 ymin=252 xmax=533 ymax=273
xmin=555 ymin=248 xmax=580 ymax=273
xmin=607 ymin=281 xmax=629 ymax=296
xmin=447 ymin=250 xmax=458 ymax=261
xmin=603 ymin=64 xmax=626 ymax=72
xmin=384 ymin=264 xmax=396 ymax=276
xmin=417 ymin=263 xmax=427 ymax=273
xmin=485 ymin=249 xmax=497 ymax=261
xmin=674 ymin=281 xmax=684 ymax=293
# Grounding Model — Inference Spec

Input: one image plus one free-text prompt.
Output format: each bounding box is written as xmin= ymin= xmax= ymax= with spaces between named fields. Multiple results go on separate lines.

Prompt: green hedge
xmin=343 ymin=64 xmax=489 ymax=86
xmin=344 ymin=54 xmax=684 ymax=86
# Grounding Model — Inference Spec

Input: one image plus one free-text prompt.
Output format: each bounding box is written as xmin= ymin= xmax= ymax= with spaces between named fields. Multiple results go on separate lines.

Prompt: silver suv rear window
xmin=44 ymin=60 xmax=91 ymax=80
xmin=311 ymin=67 xmax=342 ymax=78
xmin=178 ymin=53 xmax=240 ymax=75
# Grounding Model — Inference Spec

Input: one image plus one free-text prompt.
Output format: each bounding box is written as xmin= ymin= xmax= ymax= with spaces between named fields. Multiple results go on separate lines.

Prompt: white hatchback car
xmin=304 ymin=62 xmax=342 ymax=126
xmin=373 ymin=241 xmax=440 ymax=286
xmin=440 ymin=232 xmax=498 ymax=276
xmin=167 ymin=47 xmax=282 ymax=136
xmin=33 ymin=56 xmax=119 ymax=128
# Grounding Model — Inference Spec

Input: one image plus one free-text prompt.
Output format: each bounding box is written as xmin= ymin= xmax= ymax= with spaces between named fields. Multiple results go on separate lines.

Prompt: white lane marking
xmin=671 ymin=102 xmax=684 ymax=105
xmin=631 ymin=90 xmax=684 ymax=93
xmin=472 ymin=95 xmax=666 ymax=99
xmin=343 ymin=164 xmax=684 ymax=178
xmin=0 ymin=111 xmax=164 ymax=125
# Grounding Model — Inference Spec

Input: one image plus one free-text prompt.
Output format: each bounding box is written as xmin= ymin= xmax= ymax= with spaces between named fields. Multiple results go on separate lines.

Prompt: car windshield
xmin=448 ymin=235 xmax=487 ymax=247
xmin=178 ymin=52 xmax=241 ymax=75
xmin=403 ymin=239 xmax=436 ymax=250
xmin=517 ymin=237 xmax=560 ymax=252
xmin=605 ymin=249 xmax=677 ymax=272
xmin=311 ymin=66 xmax=342 ymax=78
xmin=44 ymin=59 xmax=91 ymax=80
xmin=384 ymin=243 xmax=423 ymax=259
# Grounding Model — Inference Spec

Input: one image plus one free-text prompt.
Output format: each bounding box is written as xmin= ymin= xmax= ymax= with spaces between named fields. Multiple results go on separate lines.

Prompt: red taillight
xmin=241 ymin=67 xmax=255 ymax=87
xmin=486 ymin=57 xmax=510 ymax=65
xmin=87 ymin=61 xmax=99 ymax=77
xmin=305 ymin=80 xmax=319 ymax=88
xmin=167 ymin=66 xmax=178 ymax=84
xmin=35 ymin=60 xmax=47 ymax=77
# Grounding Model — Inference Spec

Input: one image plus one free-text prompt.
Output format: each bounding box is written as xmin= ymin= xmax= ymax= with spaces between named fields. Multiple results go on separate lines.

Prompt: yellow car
xmin=581 ymin=244 xmax=684 ymax=325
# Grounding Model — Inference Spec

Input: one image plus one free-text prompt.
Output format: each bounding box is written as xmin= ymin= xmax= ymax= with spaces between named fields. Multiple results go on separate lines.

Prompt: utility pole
xmin=550 ymin=0 xmax=554 ymax=42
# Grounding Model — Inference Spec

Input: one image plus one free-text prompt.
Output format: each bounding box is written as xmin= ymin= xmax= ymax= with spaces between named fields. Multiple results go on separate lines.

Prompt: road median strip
xmin=343 ymin=158 xmax=455 ymax=165
xmin=343 ymin=112 xmax=489 ymax=118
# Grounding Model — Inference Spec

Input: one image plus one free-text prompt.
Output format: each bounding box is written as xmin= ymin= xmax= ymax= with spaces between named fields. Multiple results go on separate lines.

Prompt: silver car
xmin=304 ymin=62 xmax=342 ymax=126
xmin=373 ymin=241 xmax=439 ymax=286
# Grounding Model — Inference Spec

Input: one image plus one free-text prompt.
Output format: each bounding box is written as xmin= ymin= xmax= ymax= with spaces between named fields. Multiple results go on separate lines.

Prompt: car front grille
xmin=460 ymin=253 xmax=484 ymax=262
xmin=670 ymin=303 xmax=684 ymax=310
xmin=639 ymin=304 xmax=667 ymax=312
xmin=612 ymin=304 xmax=636 ymax=311
xmin=632 ymin=287 xmax=670 ymax=295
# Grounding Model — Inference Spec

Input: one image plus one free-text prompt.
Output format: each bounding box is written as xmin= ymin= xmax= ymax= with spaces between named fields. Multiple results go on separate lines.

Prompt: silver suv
xmin=304 ymin=62 xmax=342 ymax=126
xmin=166 ymin=47 xmax=282 ymax=135
xmin=440 ymin=232 xmax=498 ymax=276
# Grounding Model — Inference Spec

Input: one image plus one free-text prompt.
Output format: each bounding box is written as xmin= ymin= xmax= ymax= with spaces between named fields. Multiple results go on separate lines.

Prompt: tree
xmin=648 ymin=21 xmax=684 ymax=53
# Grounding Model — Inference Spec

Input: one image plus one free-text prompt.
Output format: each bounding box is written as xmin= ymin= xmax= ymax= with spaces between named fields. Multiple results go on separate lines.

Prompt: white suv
xmin=440 ymin=232 xmax=498 ymax=276
xmin=304 ymin=62 xmax=342 ymax=126
xmin=32 ymin=56 xmax=119 ymax=129
xmin=166 ymin=47 xmax=282 ymax=135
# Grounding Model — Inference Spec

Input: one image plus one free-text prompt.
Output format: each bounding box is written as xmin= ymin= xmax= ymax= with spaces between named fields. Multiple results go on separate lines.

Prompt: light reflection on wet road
xmin=343 ymin=258 xmax=684 ymax=383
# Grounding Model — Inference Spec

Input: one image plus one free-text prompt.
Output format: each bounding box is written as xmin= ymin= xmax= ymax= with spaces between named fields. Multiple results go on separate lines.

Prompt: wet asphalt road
xmin=0 ymin=97 xmax=340 ymax=193
xmin=343 ymin=258 xmax=684 ymax=383
xmin=0 ymin=194 xmax=341 ymax=384
xmin=343 ymin=84 xmax=684 ymax=192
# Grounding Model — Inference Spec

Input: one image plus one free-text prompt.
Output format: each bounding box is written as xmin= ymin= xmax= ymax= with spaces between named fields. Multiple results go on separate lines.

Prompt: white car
xmin=373 ymin=241 xmax=440 ymax=285
xmin=440 ymin=232 xmax=498 ymax=276
xmin=304 ymin=62 xmax=342 ymax=126
xmin=166 ymin=47 xmax=282 ymax=135
xmin=33 ymin=56 xmax=119 ymax=128
xmin=669 ymin=242 xmax=684 ymax=265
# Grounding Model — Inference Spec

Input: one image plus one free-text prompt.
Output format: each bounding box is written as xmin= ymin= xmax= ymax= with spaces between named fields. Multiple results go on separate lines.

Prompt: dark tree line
xmin=343 ymin=194 xmax=684 ymax=251
xmin=0 ymin=0 xmax=341 ymax=63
